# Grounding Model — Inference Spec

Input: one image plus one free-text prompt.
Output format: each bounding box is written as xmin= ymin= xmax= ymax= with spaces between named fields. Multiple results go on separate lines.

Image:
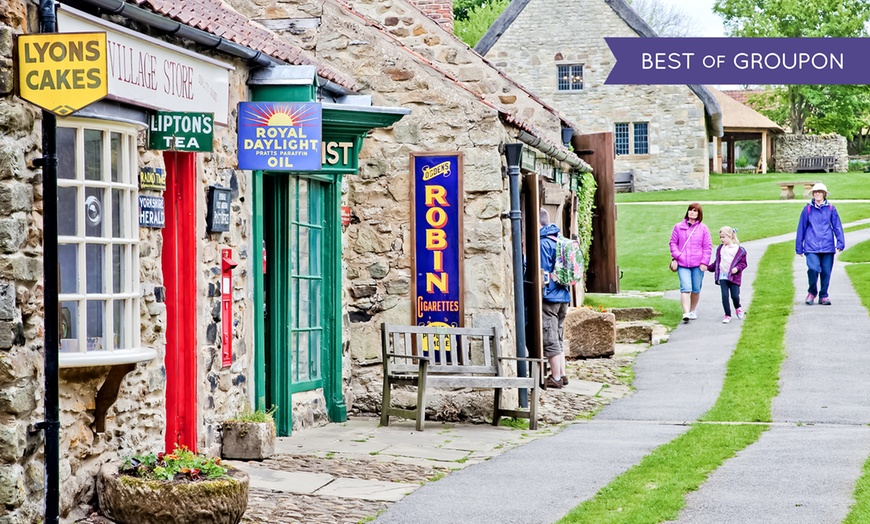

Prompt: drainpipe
xmin=503 ymin=144 xmax=528 ymax=408
xmin=36 ymin=1 xmax=60 ymax=521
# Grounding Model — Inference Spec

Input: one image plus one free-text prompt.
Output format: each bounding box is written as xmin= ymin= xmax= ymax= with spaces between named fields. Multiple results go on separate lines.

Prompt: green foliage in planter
xmin=121 ymin=445 xmax=227 ymax=481
xmin=575 ymin=169 xmax=597 ymax=272
xmin=226 ymin=405 xmax=277 ymax=425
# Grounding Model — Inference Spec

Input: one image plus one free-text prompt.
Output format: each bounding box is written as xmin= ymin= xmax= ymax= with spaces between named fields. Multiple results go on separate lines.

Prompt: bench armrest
xmin=384 ymin=353 xmax=430 ymax=362
xmin=497 ymin=356 xmax=545 ymax=363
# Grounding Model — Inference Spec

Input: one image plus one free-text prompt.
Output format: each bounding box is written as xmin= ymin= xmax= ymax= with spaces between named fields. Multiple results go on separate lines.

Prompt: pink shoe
xmin=722 ymin=316 xmax=731 ymax=324
xmin=735 ymin=308 xmax=744 ymax=319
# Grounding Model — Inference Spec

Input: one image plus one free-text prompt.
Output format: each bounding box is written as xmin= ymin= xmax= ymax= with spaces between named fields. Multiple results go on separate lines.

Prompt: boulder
xmin=563 ymin=307 xmax=616 ymax=359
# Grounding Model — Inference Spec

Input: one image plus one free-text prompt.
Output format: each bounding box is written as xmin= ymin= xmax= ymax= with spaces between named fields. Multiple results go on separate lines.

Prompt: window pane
xmin=299 ymin=277 xmax=309 ymax=328
xmin=297 ymin=331 xmax=309 ymax=382
xmin=298 ymin=227 xmax=309 ymax=276
xmin=557 ymin=64 xmax=570 ymax=91
xmin=298 ymin=178 xmax=309 ymax=225
xmin=310 ymin=329 xmax=321 ymax=379
xmin=86 ymin=300 xmax=105 ymax=345
xmin=111 ymin=132 xmax=122 ymax=183
xmin=85 ymin=187 xmax=105 ymax=237
xmin=57 ymin=128 xmax=76 ymax=180
xmin=310 ymin=280 xmax=321 ymax=328
xmin=615 ymin=123 xmax=629 ymax=156
xmin=633 ymin=123 xmax=649 ymax=155
xmin=58 ymin=186 xmax=77 ymax=236
xmin=60 ymin=301 xmax=78 ymax=350
xmin=59 ymin=244 xmax=78 ymax=294
xmin=571 ymin=65 xmax=583 ymax=90
xmin=86 ymin=244 xmax=104 ymax=294
xmin=113 ymin=300 xmax=125 ymax=349
xmin=112 ymin=245 xmax=125 ymax=293
xmin=84 ymin=130 xmax=103 ymax=181
xmin=112 ymin=189 xmax=124 ymax=238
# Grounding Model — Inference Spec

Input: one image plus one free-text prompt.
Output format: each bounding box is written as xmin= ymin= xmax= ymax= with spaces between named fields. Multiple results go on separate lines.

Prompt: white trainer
xmin=736 ymin=308 xmax=744 ymax=319
xmin=688 ymin=311 xmax=698 ymax=320
xmin=722 ymin=316 xmax=731 ymax=323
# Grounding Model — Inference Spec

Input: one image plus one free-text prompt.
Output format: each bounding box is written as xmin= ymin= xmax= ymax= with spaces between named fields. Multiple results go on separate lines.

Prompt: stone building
xmin=1 ymin=0 xmax=591 ymax=520
xmin=474 ymin=0 xmax=723 ymax=190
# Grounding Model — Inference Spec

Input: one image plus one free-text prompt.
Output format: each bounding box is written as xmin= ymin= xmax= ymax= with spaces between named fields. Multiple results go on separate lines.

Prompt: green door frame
xmin=249 ymin=85 xmax=407 ymax=434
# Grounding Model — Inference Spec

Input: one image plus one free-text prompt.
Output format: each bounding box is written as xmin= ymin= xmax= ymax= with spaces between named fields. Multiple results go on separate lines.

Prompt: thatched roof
xmin=710 ymin=87 xmax=783 ymax=133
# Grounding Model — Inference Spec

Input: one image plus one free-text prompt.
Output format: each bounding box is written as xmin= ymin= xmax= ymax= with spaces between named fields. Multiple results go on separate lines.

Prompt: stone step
xmin=615 ymin=320 xmax=668 ymax=345
xmin=610 ymin=307 xmax=659 ymax=322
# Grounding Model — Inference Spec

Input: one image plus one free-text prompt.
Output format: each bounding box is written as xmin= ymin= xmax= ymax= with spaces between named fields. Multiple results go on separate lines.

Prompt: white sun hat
xmin=811 ymin=182 xmax=828 ymax=194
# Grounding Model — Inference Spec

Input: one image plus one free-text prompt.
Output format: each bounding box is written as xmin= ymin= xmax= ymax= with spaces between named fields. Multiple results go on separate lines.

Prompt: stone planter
xmin=97 ymin=464 xmax=249 ymax=524
xmin=221 ymin=421 xmax=276 ymax=460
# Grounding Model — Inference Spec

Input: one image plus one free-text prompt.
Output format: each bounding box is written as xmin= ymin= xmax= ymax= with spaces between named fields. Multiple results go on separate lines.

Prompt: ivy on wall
xmin=575 ymin=169 xmax=597 ymax=272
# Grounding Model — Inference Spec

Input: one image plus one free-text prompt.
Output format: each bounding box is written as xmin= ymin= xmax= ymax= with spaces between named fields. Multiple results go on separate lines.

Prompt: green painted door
xmin=261 ymin=174 xmax=331 ymax=435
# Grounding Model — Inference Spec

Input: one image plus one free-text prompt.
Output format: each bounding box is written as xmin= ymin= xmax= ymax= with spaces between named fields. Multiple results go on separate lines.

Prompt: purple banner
xmin=605 ymin=38 xmax=870 ymax=85
xmin=411 ymin=153 xmax=464 ymax=329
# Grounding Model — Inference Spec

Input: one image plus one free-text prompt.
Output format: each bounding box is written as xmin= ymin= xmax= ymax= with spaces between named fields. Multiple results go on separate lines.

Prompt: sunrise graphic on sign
xmin=240 ymin=103 xmax=321 ymax=127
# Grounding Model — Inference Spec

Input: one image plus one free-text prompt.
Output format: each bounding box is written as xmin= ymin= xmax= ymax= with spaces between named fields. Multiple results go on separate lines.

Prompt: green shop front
xmin=245 ymin=67 xmax=408 ymax=435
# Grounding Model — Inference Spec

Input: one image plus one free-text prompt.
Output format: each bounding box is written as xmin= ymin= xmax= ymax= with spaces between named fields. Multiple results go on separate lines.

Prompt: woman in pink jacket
xmin=669 ymin=203 xmax=713 ymax=323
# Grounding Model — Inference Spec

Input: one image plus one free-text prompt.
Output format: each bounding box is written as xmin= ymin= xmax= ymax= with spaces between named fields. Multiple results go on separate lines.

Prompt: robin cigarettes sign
xmin=18 ymin=32 xmax=108 ymax=116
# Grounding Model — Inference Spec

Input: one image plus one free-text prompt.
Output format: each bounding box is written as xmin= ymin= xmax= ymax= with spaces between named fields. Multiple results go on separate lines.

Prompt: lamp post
xmin=503 ymin=143 xmax=528 ymax=407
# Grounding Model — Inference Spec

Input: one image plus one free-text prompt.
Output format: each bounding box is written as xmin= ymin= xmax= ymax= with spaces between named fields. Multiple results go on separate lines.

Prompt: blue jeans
xmin=677 ymin=266 xmax=704 ymax=294
xmin=805 ymin=252 xmax=834 ymax=299
xmin=719 ymin=280 xmax=741 ymax=317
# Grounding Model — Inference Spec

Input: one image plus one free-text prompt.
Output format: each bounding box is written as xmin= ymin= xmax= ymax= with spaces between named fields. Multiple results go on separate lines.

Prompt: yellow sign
xmin=18 ymin=32 xmax=108 ymax=116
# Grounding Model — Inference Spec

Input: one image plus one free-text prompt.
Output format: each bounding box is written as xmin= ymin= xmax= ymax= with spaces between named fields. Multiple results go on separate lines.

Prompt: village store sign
xmin=17 ymin=32 xmax=108 ymax=116
xmin=58 ymin=6 xmax=232 ymax=125
xmin=148 ymin=112 xmax=214 ymax=152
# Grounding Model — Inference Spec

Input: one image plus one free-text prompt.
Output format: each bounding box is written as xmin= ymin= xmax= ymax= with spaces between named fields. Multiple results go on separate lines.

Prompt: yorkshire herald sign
xmin=237 ymin=102 xmax=322 ymax=171
xmin=57 ymin=6 xmax=232 ymax=124
xmin=17 ymin=32 xmax=108 ymax=116
xmin=411 ymin=152 xmax=464 ymax=329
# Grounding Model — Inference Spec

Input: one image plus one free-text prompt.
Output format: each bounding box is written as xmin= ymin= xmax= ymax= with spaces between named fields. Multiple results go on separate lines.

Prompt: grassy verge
xmin=844 ymin=260 xmax=870 ymax=523
xmin=840 ymin=239 xmax=870 ymax=264
xmin=616 ymin=203 xmax=870 ymax=291
xmin=584 ymin=294 xmax=684 ymax=330
xmin=558 ymin=242 xmax=793 ymax=524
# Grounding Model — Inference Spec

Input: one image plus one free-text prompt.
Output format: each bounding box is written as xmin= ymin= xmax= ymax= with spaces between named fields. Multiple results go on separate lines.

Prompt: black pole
xmin=37 ymin=0 xmax=60 ymax=521
xmin=504 ymin=144 xmax=528 ymax=408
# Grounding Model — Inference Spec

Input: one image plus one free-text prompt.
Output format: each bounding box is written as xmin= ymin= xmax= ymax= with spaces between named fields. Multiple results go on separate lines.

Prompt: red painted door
xmin=163 ymin=152 xmax=198 ymax=452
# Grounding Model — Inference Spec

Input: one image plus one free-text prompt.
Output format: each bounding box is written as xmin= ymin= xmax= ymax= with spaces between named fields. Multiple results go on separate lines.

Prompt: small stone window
xmin=557 ymin=64 xmax=583 ymax=91
xmin=614 ymin=122 xmax=649 ymax=156
xmin=57 ymin=119 xmax=154 ymax=367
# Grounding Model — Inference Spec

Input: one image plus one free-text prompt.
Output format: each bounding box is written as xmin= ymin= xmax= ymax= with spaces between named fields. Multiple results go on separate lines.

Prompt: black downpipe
xmin=37 ymin=0 xmax=60 ymax=521
xmin=504 ymin=144 xmax=528 ymax=407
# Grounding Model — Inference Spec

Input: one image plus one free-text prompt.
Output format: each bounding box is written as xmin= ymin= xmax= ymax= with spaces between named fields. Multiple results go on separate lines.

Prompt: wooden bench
xmin=614 ymin=171 xmax=634 ymax=193
xmin=776 ymin=181 xmax=819 ymax=200
xmin=796 ymin=156 xmax=836 ymax=173
xmin=380 ymin=323 xmax=542 ymax=431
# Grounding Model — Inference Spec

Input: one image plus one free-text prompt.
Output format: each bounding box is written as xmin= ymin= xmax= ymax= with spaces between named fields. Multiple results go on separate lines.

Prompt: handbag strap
xmin=675 ymin=223 xmax=698 ymax=258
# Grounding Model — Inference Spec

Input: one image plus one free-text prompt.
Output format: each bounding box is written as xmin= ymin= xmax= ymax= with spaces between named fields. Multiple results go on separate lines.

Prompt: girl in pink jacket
xmin=669 ymin=203 xmax=713 ymax=323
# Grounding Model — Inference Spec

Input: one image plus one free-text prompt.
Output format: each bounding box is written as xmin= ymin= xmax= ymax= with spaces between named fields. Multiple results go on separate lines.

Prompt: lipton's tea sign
xmin=18 ymin=32 xmax=108 ymax=116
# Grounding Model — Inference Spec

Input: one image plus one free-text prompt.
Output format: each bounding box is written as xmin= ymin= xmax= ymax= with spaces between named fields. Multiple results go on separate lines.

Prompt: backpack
xmin=548 ymin=235 xmax=584 ymax=286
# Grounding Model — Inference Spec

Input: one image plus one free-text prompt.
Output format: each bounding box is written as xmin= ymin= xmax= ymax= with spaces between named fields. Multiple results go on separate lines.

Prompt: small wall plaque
xmin=207 ymin=185 xmax=231 ymax=233
xmin=139 ymin=195 xmax=165 ymax=228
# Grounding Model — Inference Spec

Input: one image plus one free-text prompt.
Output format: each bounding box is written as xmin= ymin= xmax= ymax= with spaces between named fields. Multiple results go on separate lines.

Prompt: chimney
xmin=412 ymin=0 xmax=454 ymax=33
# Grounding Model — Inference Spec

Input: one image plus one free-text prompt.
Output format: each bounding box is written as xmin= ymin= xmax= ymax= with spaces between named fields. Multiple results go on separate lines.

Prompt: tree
xmin=628 ymin=0 xmax=697 ymax=37
xmin=713 ymin=0 xmax=870 ymax=141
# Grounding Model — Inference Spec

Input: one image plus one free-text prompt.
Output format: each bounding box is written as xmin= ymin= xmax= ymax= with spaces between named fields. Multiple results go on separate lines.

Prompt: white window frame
xmin=614 ymin=122 xmax=650 ymax=156
xmin=557 ymin=63 xmax=584 ymax=91
xmin=57 ymin=118 xmax=155 ymax=368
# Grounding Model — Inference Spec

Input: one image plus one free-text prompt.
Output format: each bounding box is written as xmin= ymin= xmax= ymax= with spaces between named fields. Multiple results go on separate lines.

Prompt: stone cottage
xmin=1 ymin=0 xmax=591 ymax=519
xmin=475 ymin=0 xmax=723 ymax=190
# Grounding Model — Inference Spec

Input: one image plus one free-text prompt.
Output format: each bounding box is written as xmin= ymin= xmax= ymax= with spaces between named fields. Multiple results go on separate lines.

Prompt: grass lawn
xmin=616 ymin=202 xmax=870 ymax=291
xmin=560 ymin=242 xmax=793 ymax=524
xmin=616 ymin=171 xmax=870 ymax=203
xmin=584 ymin=294 xmax=684 ymax=330
xmin=840 ymin=239 xmax=870 ymax=264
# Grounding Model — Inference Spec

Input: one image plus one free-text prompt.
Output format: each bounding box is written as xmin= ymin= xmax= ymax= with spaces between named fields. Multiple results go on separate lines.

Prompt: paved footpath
xmin=376 ymin=223 xmax=870 ymax=524
xmin=675 ymin=225 xmax=870 ymax=524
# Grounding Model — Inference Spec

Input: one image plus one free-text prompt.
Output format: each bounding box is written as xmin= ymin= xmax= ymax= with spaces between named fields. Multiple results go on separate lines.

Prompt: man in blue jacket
xmin=796 ymin=183 xmax=845 ymax=305
xmin=540 ymin=209 xmax=570 ymax=389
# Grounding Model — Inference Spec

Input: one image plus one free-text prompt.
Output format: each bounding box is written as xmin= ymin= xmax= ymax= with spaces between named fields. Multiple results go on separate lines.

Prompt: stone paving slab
xmin=229 ymin=462 xmax=333 ymax=494
xmin=379 ymin=443 xmax=470 ymax=462
xmin=315 ymin=477 xmax=421 ymax=502
xmin=561 ymin=379 xmax=604 ymax=396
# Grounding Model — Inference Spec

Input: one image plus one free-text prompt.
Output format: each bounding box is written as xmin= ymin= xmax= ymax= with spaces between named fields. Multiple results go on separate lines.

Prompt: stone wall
xmin=774 ymin=134 xmax=849 ymax=174
xmin=484 ymin=0 xmax=710 ymax=190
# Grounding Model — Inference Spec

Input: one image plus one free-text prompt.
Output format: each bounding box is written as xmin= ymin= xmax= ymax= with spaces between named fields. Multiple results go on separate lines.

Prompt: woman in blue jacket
xmin=795 ymin=183 xmax=845 ymax=305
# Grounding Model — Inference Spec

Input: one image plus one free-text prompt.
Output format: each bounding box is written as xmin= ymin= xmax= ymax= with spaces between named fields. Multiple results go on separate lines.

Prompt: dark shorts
xmin=542 ymin=301 xmax=568 ymax=357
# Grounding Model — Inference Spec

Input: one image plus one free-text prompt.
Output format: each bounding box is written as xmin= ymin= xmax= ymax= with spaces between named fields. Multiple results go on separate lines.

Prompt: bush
xmin=454 ymin=0 xmax=509 ymax=47
xmin=227 ymin=405 xmax=277 ymax=424
xmin=121 ymin=445 xmax=227 ymax=481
